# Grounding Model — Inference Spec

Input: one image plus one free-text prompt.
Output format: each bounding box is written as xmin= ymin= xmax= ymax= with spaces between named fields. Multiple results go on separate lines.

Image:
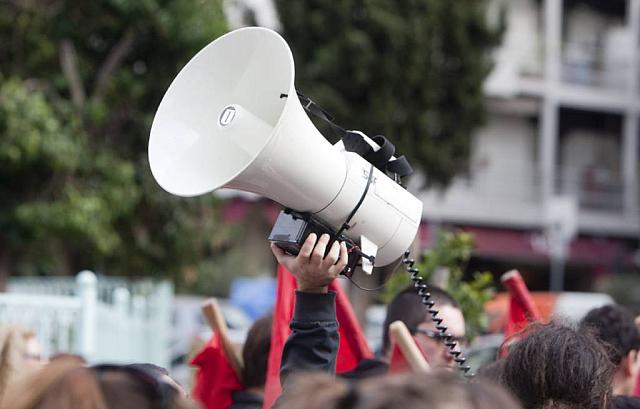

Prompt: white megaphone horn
xmin=148 ymin=27 xmax=423 ymax=273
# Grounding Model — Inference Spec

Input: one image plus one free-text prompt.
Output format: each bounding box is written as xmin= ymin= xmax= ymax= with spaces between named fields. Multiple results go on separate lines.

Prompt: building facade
xmin=419 ymin=0 xmax=640 ymax=290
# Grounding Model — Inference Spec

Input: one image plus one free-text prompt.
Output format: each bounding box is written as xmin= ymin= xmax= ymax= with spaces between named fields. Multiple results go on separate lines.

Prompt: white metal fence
xmin=0 ymin=271 xmax=173 ymax=368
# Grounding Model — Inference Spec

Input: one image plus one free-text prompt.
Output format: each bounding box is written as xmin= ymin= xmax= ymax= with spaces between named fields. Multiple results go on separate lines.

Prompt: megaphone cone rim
xmin=148 ymin=26 xmax=296 ymax=197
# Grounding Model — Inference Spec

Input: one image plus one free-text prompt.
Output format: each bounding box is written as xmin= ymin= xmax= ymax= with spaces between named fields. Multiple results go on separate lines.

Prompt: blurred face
xmin=414 ymin=305 xmax=466 ymax=370
xmin=616 ymin=349 xmax=640 ymax=396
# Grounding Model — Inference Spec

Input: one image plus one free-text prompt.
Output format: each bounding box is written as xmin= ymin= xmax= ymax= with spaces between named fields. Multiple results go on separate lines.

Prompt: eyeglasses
xmin=91 ymin=364 xmax=176 ymax=409
xmin=414 ymin=329 xmax=467 ymax=345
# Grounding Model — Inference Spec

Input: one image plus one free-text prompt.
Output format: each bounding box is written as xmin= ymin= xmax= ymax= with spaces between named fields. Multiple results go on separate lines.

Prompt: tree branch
xmin=59 ymin=39 xmax=86 ymax=109
xmin=92 ymin=28 xmax=135 ymax=101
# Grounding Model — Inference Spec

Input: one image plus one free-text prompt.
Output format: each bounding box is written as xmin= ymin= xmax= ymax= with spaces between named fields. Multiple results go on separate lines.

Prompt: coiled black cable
xmin=402 ymin=250 xmax=474 ymax=378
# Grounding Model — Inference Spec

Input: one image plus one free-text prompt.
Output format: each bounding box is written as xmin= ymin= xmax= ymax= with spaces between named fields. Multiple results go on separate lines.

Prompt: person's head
xmin=580 ymin=304 xmax=640 ymax=396
xmin=382 ymin=285 xmax=465 ymax=369
xmin=279 ymin=370 xmax=522 ymax=409
xmin=241 ymin=314 xmax=272 ymax=392
xmin=125 ymin=363 xmax=186 ymax=397
xmin=502 ymin=322 xmax=614 ymax=409
xmin=1 ymin=357 xmax=196 ymax=409
xmin=0 ymin=326 xmax=43 ymax=399
xmin=477 ymin=358 xmax=506 ymax=384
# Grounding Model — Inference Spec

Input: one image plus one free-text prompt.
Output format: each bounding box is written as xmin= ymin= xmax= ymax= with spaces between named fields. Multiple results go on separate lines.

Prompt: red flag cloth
xmin=502 ymin=270 xmax=541 ymax=340
xmin=262 ymin=266 xmax=297 ymax=409
xmin=388 ymin=342 xmax=411 ymax=374
xmin=634 ymin=373 xmax=640 ymax=396
xmin=262 ymin=265 xmax=373 ymax=409
xmin=191 ymin=331 xmax=244 ymax=409
xmin=334 ymin=279 xmax=374 ymax=372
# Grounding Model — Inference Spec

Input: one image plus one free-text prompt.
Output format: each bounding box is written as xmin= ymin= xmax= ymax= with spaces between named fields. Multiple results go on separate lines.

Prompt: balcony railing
xmin=457 ymin=161 xmax=626 ymax=213
xmin=556 ymin=165 xmax=624 ymax=211
xmin=562 ymin=41 xmax=632 ymax=91
xmin=459 ymin=159 xmax=542 ymax=204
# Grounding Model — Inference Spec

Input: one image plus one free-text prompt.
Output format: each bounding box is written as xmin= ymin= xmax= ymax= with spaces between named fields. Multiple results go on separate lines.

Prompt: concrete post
xmin=623 ymin=0 xmax=640 ymax=217
xmin=539 ymin=0 xmax=563 ymax=202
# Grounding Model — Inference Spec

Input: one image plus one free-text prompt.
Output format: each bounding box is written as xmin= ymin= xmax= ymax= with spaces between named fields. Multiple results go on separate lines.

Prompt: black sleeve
xmin=279 ymin=290 xmax=339 ymax=387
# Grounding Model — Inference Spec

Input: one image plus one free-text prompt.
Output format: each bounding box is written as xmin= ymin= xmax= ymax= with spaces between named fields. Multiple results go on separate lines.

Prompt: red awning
xmin=419 ymin=223 xmax=634 ymax=267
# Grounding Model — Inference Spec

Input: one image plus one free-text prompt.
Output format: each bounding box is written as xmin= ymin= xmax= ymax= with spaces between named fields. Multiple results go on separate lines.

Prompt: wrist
xmin=297 ymin=284 xmax=329 ymax=294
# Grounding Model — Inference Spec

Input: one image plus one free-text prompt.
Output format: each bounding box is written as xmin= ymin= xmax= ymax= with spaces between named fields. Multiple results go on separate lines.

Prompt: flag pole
xmin=201 ymin=298 xmax=244 ymax=379
xmin=389 ymin=320 xmax=431 ymax=373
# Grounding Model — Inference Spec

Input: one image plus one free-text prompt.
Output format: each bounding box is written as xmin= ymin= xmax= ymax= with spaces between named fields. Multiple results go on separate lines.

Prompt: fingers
xmin=270 ymin=243 xmax=292 ymax=265
xmin=322 ymin=240 xmax=341 ymax=269
xmin=273 ymin=233 xmax=349 ymax=279
xmin=298 ymin=233 xmax=317 ymax=259
xmin=310 ymin=233 xmax=330 ymax=266
xmin=329 ymin=242 xmax=349 ymax=275
xmin=338 ymin=241 xmax=348 ymax=268
xmin=270 ymin=242 xmax=284 ymax=258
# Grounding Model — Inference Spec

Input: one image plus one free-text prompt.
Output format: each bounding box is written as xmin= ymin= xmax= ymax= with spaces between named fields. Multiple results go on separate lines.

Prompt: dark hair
xmin=125 ymin=363 xmax=169 ymax=377
xmin=242 ymin=314 xmax=272 ymax=389
xmin=502 ymin=322 xmax=613 ymax=409
xmin=382 ymin=285 xmax=460 ymax=353
xmin=2 ymin=357 xmax=196 ymax=409
xmin=278 ymin=370 xmax=522 ymax=409
xmin=611 ymin=396 xmax=640 ymax=409
xmin=580 ymin=304 xmax=640 ymax=365
xmin=477 ymin=358 xmax=506 ymax=384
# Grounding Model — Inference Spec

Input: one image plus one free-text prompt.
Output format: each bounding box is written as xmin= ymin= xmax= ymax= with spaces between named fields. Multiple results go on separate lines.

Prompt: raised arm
xmin=270 ymin=233 xmax=348 ymax=384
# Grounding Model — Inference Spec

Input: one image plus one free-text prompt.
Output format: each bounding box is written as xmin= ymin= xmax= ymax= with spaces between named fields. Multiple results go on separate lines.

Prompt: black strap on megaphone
xmin=281 ymin=91 xmax=413 ymax=180
xmin=342 ymin=132 xmax=413 ymax=179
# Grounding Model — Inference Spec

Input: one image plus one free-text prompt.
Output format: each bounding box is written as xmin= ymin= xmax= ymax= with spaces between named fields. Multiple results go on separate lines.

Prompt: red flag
xmin=191 ymin=331 xmax=244 ymax=409
xmin=334 ymin=279 xmax=374 ymax=372
xmin=262 ymin=265 xmax=297 ymax=409
xmin=262 ymin=265 xmax=373 ymax=409
xmin=501 ymin=270 xmax=541 ymax=353
xmin=388 ymin=342 xmax=411 ymax=374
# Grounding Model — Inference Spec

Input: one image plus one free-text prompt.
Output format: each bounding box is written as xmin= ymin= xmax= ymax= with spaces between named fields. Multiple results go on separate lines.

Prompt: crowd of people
xmin=1 ymin=232 xmax=639 ymax=409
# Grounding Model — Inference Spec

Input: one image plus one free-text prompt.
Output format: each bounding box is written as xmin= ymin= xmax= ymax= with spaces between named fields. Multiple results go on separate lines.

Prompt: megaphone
xmin=149 ymin=27 xmax=422 ymax=273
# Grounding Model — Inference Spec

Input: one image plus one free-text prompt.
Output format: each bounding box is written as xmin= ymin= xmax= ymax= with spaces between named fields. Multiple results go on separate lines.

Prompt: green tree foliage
xmin=0 ymin=79 xmax=138 ymax=274
xmin=0 ymin=1 xmax=231 ymax=289
xmin=275 ymin=0 xmax=502 ymax=186
xmin=381 ymin=231 xmax=495 ymax=339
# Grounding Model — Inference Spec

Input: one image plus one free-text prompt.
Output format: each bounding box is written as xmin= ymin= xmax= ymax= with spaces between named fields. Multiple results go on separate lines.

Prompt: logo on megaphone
xmin=148 ymin=27 xmax=423 ymax=274
xmin=218 ymin=106 xmax=237 ymax=127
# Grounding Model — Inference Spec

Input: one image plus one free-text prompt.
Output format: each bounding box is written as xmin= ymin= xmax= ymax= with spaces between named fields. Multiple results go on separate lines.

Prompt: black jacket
xmin=275 ymin=290 xmax=393 ymax=407
xmin=229 ymin=391 xmax=263 ymax=409
xmin=280 ymin=290 xmax=340 ymax=387
xmin=279 ymin=290 xmax=389 ymax=386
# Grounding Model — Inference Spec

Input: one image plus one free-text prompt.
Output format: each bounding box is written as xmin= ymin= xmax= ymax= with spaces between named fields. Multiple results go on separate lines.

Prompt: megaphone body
xmin=149 ymin=27 xmax=423 ymax=269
